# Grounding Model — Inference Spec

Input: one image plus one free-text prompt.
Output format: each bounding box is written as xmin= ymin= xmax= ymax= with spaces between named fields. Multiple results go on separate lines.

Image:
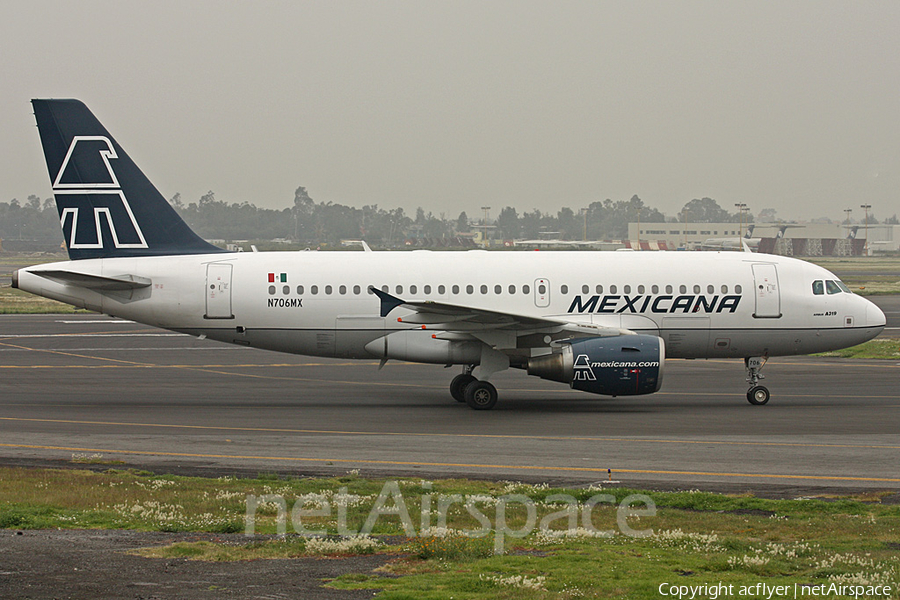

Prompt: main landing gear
xmin=449 ymin=365 xmax=498 ymax=410
xmin=745 ymin=356 xmax=770 ymax=405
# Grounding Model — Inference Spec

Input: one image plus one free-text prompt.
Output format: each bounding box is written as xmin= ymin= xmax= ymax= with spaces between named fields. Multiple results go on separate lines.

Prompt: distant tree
xmin=557 ymin=207 xmax=580 ymax=240
xmin=519 ymin=209 xmax=547 ymax=239
xmin=885 ymin=214 xmax=899 ymax=225
xmin=757 ymin=208 xmax=777 ymax=223
xmin=679 ymin=197 xmax=743 ymax=223
xmin=292 ymin=186 xmax=315 ymax=242
xmin=0 ymin=180 xmax=704 ymax=248
xmin=422 ymin=211 xmax=450 ymax=239
xmin=0 ymin=196 xmax=63 ymax=242
xmin=456 ymin=211 xmax=470 ymax=233
xmin=497 ymin=206 xmax=520 ymax=240
xmin=583 ymin=201 xmax=607 ymax=240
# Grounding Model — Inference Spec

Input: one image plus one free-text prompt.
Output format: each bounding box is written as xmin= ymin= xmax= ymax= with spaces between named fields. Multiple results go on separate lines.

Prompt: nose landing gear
xmin=745 ymin=356 xmax=769 ymax=405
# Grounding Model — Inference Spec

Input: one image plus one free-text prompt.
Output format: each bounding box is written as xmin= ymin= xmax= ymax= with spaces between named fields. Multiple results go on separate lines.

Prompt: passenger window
xmin=268 ymin=286 xmax=276 ymax=295
xmin=466 ymin=285 xmax=474 ymax=294
xmin=424 ymin=285 xmax=431 ymax=294
xmin=381 ymin=285 xmax=388 ymax=292
xmin=353 ymin=285 xmax=361 ymax=295
xmin=325 ymin=285 xmax=332 ymax=295
xmin=610 ymin=285 xmax=617 ymax=294
xmin=812 ymin=281 xmax=824 ymax=295
xmin=311 ymin=285 xmax=319 ymax=295
xmin=665 ymin=285 xmax=673 ymax=294
xmin=396 ymin=285 xmax=403 ymax=294
xmin=707 ymin=285 xmax=714 ymax=294
xmin=283 ymin=286 xmax=290 ymax=295
xmin=595 ymin=285 xmax=603 ymax=294
xmin=480 ymin=285 xmax=488 ymax=294
xmin=538 ymin=284 xmax=546 ymax=294
xmin=339 ymin=285 xmax=347 ymax=295
xmin=494 ymin=285 xmax=502 ymax=294
xmin=582 ymin=285 xmax=589 ymax=294
xmin=509 ymin=284 xmax=516 ymax=294
xmin=651 ymin=285 xmax=659 ymax=294
xmin=523 ymin=284 xmax=530 ymax=294
xmin=638 ymin=285 xmax=645 ymax=294
xmin=826 ymin=280 xmax=841 ymax=295
xmin=452 ymin=285 xmax=459 ymax=294
xmin=410 ymin=285 xmax=417 ymax=295
xmin=693 ymin=285 xmax=701 ymax=294
xmin=561 ymin=285 xmax=568 ymax=294
xmin=735 ymin=285 xmax=742 ymax=294
xmin=438 ymin=285 xmax=446 ymax=294
xmin=297 ymin=285 xmax=304 ymax=294
xmin=721 ymin=285 xmax=728 ymax=294
xmin=623 ymin=285 xmax=631 ymax=294
xmin=679 ymin=285 xmax=687 ymax=294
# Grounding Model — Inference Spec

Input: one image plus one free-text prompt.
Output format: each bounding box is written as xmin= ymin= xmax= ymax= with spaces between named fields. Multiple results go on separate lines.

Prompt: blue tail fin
xmin=32 ymin=99 xmax=226 ymax=260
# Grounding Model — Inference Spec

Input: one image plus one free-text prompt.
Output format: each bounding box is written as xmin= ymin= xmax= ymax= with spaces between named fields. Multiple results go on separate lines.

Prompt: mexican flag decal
xmin=268 ymin=273 xmax=287 ymax=283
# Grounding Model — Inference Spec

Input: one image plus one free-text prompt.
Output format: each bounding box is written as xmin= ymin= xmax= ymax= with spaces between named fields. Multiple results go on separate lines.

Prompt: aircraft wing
xmin=370 ymin=286 xmax=626 ymax=339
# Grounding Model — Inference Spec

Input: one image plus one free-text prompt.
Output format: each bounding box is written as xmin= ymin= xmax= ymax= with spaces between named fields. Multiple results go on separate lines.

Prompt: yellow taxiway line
xmin=1 ymin=442 xmax=898 ymax=483
xmin=2 ymin=416 xmax=899 ymax=451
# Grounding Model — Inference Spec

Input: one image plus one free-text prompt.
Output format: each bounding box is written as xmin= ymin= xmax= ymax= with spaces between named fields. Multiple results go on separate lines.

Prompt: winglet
xmin=369 ymin=286 xmax=405 ymax=317
xmin=742 ymin=239 xmax=752 ymax=253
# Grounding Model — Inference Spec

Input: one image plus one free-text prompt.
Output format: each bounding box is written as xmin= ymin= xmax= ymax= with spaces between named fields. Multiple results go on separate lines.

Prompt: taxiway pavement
xmin=1 ymin=314 xmax=898 ymax=494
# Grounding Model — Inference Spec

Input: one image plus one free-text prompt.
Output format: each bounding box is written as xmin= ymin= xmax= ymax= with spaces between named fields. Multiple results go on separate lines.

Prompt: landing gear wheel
xmin=464 ymin=380 xmax=498 ymax=410
xmin=450 ymin=374 xmax=477 ymax=402
xmin=747 ymin=385 xmax=770 ymax=405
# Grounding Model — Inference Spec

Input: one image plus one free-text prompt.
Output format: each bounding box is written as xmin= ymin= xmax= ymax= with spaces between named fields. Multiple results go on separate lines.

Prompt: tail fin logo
xmin=53 ymin=136 xmax=148 ymax=250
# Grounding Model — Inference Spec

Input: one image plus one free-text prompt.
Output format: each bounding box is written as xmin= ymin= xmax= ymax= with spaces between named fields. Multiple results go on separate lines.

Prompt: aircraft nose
xmin=866 ymin=300 xmax=886 ymax=328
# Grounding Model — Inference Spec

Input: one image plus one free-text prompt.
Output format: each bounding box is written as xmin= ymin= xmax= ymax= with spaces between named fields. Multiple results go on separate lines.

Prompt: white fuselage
xmin=16 ymin=250 xmax=885 ymax=362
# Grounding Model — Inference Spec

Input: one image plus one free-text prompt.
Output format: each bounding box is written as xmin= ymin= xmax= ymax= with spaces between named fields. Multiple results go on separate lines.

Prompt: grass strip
xmin=0 ymin=467 xmax=898 ymax=598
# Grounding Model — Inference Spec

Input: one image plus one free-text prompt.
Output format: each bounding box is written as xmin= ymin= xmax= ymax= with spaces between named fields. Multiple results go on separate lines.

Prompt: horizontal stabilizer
xmin=32 ymin=270 xmax=151 ymax=291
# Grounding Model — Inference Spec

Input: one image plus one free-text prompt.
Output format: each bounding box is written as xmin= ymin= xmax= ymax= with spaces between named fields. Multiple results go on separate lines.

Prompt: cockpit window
xmin=812 ymin=280 xmax=824 ymax=295
xmin=826 ymin=280 xmax=842 ymax=295
xmin=836 ymin=281 xmax=852 ymax=293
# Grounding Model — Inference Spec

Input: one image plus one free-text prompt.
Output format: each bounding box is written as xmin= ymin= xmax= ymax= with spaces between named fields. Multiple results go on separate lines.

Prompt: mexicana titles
xmin=567 ymin=294 xmax=741 ymax=315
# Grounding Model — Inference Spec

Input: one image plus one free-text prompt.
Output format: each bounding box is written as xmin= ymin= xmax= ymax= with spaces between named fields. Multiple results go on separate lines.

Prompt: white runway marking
xmin=54 ymin=320 xmax=135 ymax=324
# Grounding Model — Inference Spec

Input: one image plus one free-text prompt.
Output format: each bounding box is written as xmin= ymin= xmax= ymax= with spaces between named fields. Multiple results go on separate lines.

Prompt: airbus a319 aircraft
xmin=13 ymin=100 xmax=886 ymax=410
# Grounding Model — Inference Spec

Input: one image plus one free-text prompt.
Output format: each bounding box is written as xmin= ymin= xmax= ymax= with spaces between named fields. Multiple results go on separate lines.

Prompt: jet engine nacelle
xmin=526 ymin=335 xmax=665 ymax=396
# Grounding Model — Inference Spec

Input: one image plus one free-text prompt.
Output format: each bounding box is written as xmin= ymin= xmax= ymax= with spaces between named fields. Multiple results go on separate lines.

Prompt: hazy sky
xmin=2 ymin=1 xmax=898 ymax=222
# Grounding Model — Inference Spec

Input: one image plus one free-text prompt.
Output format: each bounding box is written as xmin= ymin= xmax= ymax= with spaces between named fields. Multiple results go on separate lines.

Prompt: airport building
xmin=628 ymin=222 xmax=900 ymax=255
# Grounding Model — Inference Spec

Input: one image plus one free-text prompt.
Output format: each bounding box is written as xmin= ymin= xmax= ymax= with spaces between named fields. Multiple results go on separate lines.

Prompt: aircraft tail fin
xmin=31 ymin=99 xmax=226 ymax=260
